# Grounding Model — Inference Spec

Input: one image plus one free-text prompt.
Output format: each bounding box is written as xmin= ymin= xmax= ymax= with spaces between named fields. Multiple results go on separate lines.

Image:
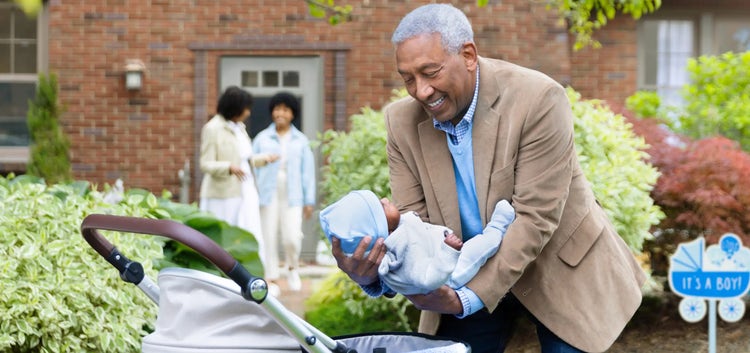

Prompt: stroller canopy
xmin=142 ymin=268 xmax=302 ymax=352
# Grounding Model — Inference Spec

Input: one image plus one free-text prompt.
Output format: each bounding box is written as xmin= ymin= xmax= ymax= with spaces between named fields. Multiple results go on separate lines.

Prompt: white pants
xmin=260 ymin=169 xmax=303 ymax=281
xmin=200 ymin=177 xmax=265 ymax=262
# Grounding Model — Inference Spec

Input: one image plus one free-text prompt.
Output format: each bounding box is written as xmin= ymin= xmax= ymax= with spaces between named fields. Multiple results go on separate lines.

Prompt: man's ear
xmin=460 ymin=42 xmax=478 ymax=71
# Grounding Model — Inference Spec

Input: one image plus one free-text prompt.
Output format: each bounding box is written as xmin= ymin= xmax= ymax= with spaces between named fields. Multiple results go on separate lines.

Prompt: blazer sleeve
xmin=199 ymin=123 xmax=232 ymax=177
xmin=384 ymin=104 xmax=428 ymax=217
xmin=467 ymin=83 xmax=576 ymax=312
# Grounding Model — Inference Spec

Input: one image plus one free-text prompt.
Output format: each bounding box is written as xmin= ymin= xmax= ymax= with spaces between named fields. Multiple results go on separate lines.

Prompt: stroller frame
xmin=81 ymin=214 xmax=352 ymax=353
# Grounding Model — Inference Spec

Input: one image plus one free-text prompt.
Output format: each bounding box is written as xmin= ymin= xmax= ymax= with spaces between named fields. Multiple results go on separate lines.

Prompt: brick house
xmin=1 ymin=0 xmax=748 ymax=256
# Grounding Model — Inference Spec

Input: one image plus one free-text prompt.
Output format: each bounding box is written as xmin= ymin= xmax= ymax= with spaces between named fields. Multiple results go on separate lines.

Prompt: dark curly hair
xmin=268 ymin=91 xmax=300 ymax=120
xmin=216 ymin=86 xmax=253 ymax=120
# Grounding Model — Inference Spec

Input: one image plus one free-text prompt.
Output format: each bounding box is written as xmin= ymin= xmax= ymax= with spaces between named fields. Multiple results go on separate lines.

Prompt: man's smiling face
xmin=395 ymin=33 xmax=477 ymax=124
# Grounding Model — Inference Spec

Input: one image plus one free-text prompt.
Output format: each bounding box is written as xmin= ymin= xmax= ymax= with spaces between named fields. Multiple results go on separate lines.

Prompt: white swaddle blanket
xmin=378 ymin=212 xmax=460 ymax=295
xmin=378 ymin=200 xmax=515 ymax=296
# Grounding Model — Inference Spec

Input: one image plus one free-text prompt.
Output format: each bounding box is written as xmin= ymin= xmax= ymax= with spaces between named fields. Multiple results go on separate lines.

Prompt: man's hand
xmin=405 ymin=285 xmax=463 ymax=315
xmin=331 ymin=236 xmax=386 ymax=286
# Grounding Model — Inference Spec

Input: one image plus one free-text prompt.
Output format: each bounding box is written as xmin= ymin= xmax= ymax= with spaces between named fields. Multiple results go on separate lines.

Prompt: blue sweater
xmin=447 ymin=131 xmax=483 ymax=240
xmin=252 ymin=124 xmax=316 ymax=207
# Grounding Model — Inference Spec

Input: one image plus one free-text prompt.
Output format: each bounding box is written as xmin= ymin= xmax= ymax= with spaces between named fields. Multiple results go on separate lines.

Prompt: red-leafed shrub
xmin=624 ymin=114 xmax=687 ymax=178
xmin=653 ymin=136 xmax=750 ymax=243
xmin=619 ymin=105 xmax=750 ymax=274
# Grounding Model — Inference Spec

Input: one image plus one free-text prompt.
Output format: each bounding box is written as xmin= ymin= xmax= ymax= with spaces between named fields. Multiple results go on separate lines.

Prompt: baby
xmin=320 ymin=190 xmax=515 ymax=295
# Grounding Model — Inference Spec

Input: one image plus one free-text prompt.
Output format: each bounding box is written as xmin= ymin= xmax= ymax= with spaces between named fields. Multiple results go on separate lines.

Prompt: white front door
xmin=220 ymin=56 xmax=322 ymax=139
xmin=220 ymin=56 xmax=324 ymax=262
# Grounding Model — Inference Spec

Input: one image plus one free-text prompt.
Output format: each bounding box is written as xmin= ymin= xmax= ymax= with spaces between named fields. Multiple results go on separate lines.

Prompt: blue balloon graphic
xmin=722 ymin=236 xmax=741 ymax=259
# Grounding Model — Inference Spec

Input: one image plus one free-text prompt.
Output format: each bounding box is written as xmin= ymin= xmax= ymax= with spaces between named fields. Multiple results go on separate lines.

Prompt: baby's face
xmin=380 ymin=198 xmax=401 ymax=233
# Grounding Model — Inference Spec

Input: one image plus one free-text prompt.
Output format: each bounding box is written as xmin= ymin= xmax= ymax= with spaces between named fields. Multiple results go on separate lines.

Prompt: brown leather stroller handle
xmin=82 ymin=214 xmax=236 ymax=272
xmin=81 ymin=214 xmax=267 ymax=303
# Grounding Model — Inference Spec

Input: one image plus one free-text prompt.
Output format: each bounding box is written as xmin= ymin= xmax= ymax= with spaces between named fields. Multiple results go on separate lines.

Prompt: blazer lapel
xmin=472 ymin=57 xmax=503 ymax=224
xmin=417 ymin=119 xmax=462 ymax=235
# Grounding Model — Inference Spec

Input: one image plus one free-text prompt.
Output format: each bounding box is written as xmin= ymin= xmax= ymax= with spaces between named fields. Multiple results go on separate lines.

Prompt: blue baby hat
xmin=319 ymin=190 xmax=389 ymax=255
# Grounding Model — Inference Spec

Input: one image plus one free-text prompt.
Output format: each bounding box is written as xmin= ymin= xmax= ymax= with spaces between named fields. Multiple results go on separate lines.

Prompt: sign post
xmin=669 ymin=233 xmax=750 ymax=353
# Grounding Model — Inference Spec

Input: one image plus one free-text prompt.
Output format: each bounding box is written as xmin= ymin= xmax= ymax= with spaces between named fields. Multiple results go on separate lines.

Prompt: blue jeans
xmin=436 ymin=294 xmax=585 ymax=353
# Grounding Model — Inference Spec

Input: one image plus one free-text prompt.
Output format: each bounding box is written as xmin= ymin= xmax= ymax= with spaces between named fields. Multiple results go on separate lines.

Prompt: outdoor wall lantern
xmin=124 ymin=59 xmax=146 ymax=91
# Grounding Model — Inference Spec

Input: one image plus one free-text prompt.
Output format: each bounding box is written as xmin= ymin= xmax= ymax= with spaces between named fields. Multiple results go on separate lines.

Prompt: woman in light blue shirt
xmin=253 ymin=92 xmax=316 ymax=292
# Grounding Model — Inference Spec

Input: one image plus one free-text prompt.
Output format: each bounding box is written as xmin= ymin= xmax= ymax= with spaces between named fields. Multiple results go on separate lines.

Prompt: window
xmin=282 ymin=71 xmax=299 ymax=87
xmin=262 ymin=70 xmax=279 ymax=87
xmin=0 ymin=2 xmax=37 ymax=74
xmin=639 ymin=19 xmax=694 ymax=107
xmin=0 ymin=82 xmax=35 ymax=146
xmin=238 ymin=69 xmax=301 ymax=88
xmin=638 ymin=12 xmax=750 ymax=107
xmin=0 ymin=0 xmax=44 ymax=158
xmin=241 ymin=71 xmax=258 ymax=87
xmin=714 ymin=18 xmax=750 ymax=54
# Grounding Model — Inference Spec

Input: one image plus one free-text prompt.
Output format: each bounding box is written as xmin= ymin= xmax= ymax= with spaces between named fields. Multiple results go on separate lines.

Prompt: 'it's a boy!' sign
xmin=669 ymin=233 xmax=750 ymax=323
xmin=669 ymin=233 xmax=750 ymax=353
xmin=673 ymin=271 xmax=746 ymax=295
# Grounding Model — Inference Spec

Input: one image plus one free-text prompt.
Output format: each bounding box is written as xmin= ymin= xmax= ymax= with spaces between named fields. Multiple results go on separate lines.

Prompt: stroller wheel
xmin=678 ymin=297 xmax=707 ymax=323
xmin=718 ymin=298 xmax=745 ymax=323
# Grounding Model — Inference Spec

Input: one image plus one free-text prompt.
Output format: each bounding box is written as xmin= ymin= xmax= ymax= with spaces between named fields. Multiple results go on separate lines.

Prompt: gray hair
xmin=391 ymin=4 xmax=474 ymax=53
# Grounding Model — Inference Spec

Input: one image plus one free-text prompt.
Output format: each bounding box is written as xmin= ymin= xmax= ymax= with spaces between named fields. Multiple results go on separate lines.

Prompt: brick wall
xmin=569 ymin=16 xmax=638 ymax=105
xmin=48 ymin=0 xmax=571 ymax=199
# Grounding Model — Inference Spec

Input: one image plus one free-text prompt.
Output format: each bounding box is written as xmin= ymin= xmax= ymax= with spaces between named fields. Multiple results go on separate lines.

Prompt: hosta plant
xmin=0 ymin=175 xmax=163 ymax=352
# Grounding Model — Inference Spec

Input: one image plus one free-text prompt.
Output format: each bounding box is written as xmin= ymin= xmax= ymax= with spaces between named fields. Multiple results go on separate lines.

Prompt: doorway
xmin=220 ymin=56 xmax=324 ymax=264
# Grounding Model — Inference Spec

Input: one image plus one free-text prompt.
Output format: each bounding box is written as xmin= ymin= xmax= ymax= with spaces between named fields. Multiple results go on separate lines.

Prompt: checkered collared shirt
xmin=433 ymin=66 xmax=480 ymax=145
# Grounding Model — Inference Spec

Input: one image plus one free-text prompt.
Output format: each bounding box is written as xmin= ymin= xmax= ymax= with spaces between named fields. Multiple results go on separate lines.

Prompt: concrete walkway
xmin=272 ymin=263 xmax=338 ymax=317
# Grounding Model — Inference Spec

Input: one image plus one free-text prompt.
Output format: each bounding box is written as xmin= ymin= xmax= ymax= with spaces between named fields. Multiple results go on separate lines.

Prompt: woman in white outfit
xmin=199 ymin=87 xmax=279 ymax=294
xmin=253 ymin=92 xmax=316 ymax=292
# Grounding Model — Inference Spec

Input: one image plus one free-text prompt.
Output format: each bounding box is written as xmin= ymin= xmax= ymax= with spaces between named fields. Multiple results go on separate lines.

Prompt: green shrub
xmin=569 ymin=88 xmax=664 ymax=251
xmin=311 ymin=88 xmax=663 ymax=331
xmin=313 ymin=90 xmax=414 ymax=334
xmin=0 ymin=177 xmax=263 ymax=352
xmin=0 ymin=172 xmax=264 ymax=352
xmin=0 ymin=175 xmax=163 ymax=352
xmin=678 ymin=51 xmax=750 ymax=151
xmin=625 ymin=90 xmax=662 ymax=118
xmin=305 ymin=270 xmax=417 ymax=335
xmin=26 ymin=73 xmax=72 ymax=184
xmin=318 ymin=109 xmax=391 ymax=205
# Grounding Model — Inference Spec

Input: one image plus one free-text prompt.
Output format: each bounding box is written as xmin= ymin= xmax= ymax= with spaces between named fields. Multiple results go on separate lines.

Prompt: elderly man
xmin=331 ymin=4 xmax=646 ymax=353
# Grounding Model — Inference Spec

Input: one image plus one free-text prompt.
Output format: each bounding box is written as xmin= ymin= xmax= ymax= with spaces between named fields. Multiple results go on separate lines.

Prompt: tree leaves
xmin=304 ymin=0 xmax=660 ymax=50
xmin=550 ymin=0 xmax=661 ymax=50
xmin=305 ymin=0 xmax=352 ymax=25
xmin=678 ymin=52 xmax=750 ymax=152
xmin=27 ymin=73 xmax=72 ymax=185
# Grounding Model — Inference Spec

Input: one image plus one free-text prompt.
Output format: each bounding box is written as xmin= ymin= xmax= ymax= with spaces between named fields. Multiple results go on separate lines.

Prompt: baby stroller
xmin=81 ymin=214 xmax=470 ymax=353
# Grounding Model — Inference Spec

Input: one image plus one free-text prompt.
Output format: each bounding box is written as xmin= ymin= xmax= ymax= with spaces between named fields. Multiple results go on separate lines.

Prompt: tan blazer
xmin=199 ymin=115 xmax=248 ymax=199
xmin=384 ymin=57 xmax=646 ymax=353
